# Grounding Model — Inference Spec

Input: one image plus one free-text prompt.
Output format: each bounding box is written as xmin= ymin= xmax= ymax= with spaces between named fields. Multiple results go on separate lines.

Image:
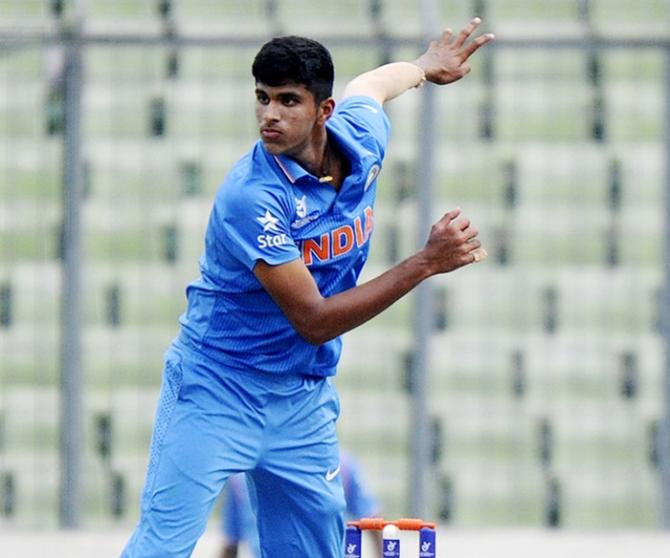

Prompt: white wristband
xmin=413 ymin=65 xmax=427 ymax=88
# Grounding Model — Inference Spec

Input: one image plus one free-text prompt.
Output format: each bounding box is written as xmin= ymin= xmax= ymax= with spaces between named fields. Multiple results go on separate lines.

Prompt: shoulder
xmin=333 ymin=96 xmax=389 ymax=130
xmin=330 ymin=96 xmax=391 ymax=156
xmin=336 ymin=95 xmax=386 ymax=117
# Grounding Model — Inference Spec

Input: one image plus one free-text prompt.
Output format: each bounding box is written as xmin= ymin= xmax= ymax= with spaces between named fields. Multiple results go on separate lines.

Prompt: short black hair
xmin=252 ymin=36 xmax=334 ymax=103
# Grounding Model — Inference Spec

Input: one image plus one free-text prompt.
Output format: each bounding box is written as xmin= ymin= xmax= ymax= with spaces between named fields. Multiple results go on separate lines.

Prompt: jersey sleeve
xmin=216 ymin=179 xmax=301 ymax=270
xmin=334 ymin=96 xmax=391 ymax=160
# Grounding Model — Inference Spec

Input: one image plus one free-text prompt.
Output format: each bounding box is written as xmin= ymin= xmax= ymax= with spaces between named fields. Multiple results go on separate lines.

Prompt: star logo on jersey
xmin=257 ymin=210 xmax=280 ymax=232
xmin=295 ymin=195 xmax=307 ymax=218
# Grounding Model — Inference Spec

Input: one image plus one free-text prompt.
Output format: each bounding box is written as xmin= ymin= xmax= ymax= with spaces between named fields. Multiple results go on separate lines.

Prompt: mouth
xmin=261 ymin=128 xmax=282 ymax=140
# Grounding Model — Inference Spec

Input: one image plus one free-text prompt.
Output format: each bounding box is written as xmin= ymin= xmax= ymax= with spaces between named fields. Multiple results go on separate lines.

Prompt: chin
xmin=261 ymin=140 xmax=285 ymax=155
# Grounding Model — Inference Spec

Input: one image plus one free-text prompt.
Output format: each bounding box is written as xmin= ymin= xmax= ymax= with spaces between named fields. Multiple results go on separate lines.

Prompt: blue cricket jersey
xmin=178 ymin=96 xmax=391 ymax=377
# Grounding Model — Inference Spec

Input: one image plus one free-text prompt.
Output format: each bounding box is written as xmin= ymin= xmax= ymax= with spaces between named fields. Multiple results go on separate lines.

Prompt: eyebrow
xmin=279 ymin=92 xmax=301 ymax=100
xmin=255 ymin=86 xmax=304 ymax=97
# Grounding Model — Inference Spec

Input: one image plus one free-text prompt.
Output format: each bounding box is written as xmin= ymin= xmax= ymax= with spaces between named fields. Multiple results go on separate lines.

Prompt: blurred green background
xmin=0 ymin=0 xmax=668 ymax=533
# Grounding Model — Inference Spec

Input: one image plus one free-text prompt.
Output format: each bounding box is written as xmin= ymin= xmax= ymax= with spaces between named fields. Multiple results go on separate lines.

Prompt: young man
xmin=219 ymin=451 xmax=380 ymax=558
xmin=122 ymin=18 xmax=493 ymax=558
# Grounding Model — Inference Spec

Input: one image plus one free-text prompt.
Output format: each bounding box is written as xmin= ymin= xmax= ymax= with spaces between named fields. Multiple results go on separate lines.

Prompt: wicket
xmin=344 ymin=518 xmax=437 ymax=558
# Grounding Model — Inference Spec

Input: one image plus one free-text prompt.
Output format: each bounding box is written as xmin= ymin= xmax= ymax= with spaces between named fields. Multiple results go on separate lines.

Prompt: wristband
xmin=414 ymin=67 xmax=427 ymax=88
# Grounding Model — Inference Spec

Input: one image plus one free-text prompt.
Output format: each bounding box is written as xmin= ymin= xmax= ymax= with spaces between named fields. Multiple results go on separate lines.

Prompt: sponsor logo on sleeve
xmin=257 ymin=210 xmax=280 ymax=232
xmin=256 ymin=209 xmax=288 ymax=249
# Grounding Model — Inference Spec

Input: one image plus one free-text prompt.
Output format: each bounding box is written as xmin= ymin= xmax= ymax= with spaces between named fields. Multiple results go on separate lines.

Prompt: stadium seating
xmin=0 ymin=0 xmax=666 ymax=531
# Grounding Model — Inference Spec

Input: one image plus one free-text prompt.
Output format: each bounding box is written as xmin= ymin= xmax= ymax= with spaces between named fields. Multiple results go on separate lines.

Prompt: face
xmin=255 ymin=82 xmax=332 ymax=157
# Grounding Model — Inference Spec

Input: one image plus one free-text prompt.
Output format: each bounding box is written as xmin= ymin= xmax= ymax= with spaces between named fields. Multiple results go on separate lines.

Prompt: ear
xmin=317 ymin=97 xmax=336 ymax=124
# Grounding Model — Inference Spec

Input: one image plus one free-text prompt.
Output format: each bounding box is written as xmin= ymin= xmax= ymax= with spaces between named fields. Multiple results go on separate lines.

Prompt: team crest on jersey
xmin=364 ymin=164 xmax=381 ymax=191
xmin=291 ymin=195 xmax=320 ymax=229
xmin=295 ymin=196 xmax=307 ymax=218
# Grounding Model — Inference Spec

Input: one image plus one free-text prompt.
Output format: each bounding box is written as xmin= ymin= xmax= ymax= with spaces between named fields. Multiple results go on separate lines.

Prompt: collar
xmin=264 ymin=116 xmax=375 ymax=185
xmin=271 ymin=153 xmax=310 ymax=185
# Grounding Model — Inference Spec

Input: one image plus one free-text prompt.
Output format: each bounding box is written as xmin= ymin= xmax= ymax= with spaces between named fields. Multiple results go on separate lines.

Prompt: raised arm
xmin=342 ymin=17 xmax=494 ymax=105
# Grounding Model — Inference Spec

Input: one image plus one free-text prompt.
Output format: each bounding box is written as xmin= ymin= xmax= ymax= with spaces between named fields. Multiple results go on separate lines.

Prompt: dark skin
xmin=413 ymin=19 xmax=494 ymax=85
xmin=225 ymin=23 xmax=491 ymax=557
xmin=252 ymin=19 xmax=492 ymax=346
xmin=255 ymin=206 xmax=479 ymax=345
xmin=255 ymin=83 xmax=348 ymax=189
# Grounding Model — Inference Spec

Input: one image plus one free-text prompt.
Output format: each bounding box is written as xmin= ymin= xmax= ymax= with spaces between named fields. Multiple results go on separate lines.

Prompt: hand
xmin=420 ymin=208 xmax=487 ymax=275
xmin=414 ymin=18 xmax=494 ymax=85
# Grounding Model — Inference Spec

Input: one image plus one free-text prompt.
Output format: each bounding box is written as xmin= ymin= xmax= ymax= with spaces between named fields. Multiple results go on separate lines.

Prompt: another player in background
xmin=219 ymin=475 xmax=260 ymax=558
xmin=219 ymin=451 xmax=380 ymax=558
xmin=122 ymin=17 xmax=493 ymax=558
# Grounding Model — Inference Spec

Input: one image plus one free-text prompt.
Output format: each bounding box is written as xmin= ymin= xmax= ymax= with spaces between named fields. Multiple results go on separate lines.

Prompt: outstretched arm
xmin=342 ymin=17 xmax=494 ymax=105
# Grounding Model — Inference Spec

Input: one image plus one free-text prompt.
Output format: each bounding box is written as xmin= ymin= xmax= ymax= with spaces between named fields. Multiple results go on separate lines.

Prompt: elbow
xmin=291 ymin=311 xmax=335 ymax=346
xmin=294 ymin=322 xmax=333 ymax=346
xmin=303 ymin=333 xmax=329 ymax=346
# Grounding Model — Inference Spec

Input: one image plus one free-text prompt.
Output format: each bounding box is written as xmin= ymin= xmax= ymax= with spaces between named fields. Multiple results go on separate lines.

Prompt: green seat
xmin=174 ymin=0 xmax=271 ymax=36
xmin=83 ymin=0 xmax=162 ymax=35
xmin=590 ymin=0 xmax=670 ymax=36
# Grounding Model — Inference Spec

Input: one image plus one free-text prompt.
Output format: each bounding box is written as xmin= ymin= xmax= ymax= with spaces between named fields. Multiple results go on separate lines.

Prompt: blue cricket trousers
xmin=121 ymin=341 xmax=346 ymax=557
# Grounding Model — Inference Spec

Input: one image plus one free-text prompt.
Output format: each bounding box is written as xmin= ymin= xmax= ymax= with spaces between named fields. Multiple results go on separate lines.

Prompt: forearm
xmin=255 ymin=211 xmax=483 ymax=346
xmin=299 ymin=252 xmax=433 ymax=345
xmin=301 ymin=207 xmax=485 ymax=343
xmin=342 ymin=61 xmax=426 ymax=105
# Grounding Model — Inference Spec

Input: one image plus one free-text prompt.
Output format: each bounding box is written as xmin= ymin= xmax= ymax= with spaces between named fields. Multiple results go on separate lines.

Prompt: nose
xmin=260 ymin=100 xmax=280 ymax=125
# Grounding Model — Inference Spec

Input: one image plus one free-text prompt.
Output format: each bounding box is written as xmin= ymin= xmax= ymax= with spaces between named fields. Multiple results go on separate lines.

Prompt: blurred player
xmin=219 ymin=474 xmax=259 ymax=558
xmin=122 ymin=18 xmax=493 ymax=558
xmin=219 ymin=451 xmax=380 ymax=558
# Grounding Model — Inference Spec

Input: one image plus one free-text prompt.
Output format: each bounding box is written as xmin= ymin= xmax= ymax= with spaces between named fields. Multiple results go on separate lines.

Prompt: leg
xmin=251 ymin=378 xmax=346 ymax=558
xmin=122 ymin=348 xmax=261 ymax=557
